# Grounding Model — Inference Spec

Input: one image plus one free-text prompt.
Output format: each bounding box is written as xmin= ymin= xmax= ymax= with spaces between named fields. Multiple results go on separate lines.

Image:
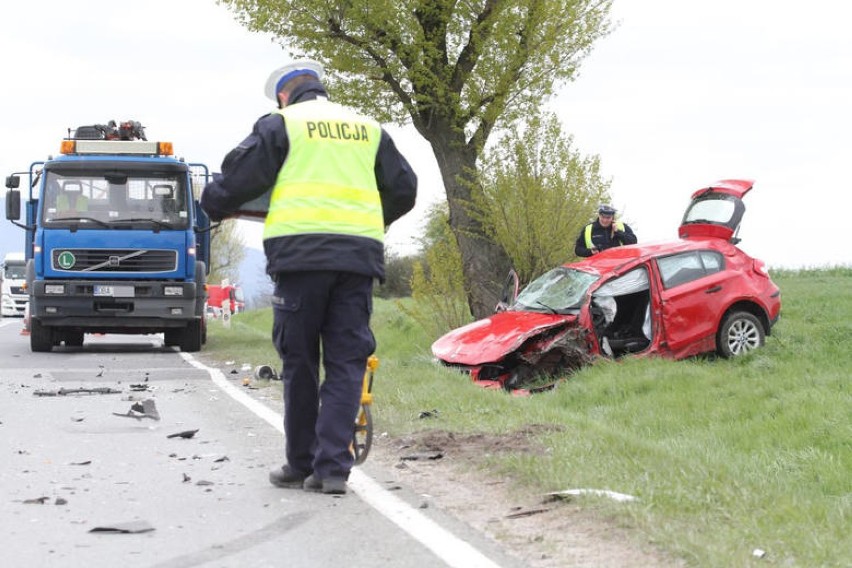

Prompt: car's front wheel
xmin=717 ymin=311 xmax=764 ymax=358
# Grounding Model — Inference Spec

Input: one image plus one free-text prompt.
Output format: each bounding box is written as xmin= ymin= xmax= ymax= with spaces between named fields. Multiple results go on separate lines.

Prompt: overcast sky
xmin=2 ymin=0 xmax=849 ymax=269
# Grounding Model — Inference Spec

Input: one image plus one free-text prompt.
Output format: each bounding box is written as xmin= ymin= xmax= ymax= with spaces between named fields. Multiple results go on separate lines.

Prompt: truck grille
xmin=51 ymin=249 xmax=178 ymax=273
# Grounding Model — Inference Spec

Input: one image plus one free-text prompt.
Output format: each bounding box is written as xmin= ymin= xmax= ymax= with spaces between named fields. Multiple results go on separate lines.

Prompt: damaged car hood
xmin=432 ymin=311 xmax=578 ymax=366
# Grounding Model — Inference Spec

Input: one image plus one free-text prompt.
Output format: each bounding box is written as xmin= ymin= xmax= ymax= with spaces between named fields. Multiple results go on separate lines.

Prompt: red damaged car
xmin=432 ymin=179 xmax=781 ymax=392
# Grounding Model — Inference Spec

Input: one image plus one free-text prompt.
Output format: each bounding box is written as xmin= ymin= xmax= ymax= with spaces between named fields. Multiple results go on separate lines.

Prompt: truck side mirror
xmin=6 ymin=189 xmax=21 ymax=221
xmin=5 ymin=175 xmax=20 ymax=189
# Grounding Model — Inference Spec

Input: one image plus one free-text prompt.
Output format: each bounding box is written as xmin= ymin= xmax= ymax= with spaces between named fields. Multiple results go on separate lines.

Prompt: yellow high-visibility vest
xmin=585 ymin=221 xmax=625 ymax=249
xmin=263 ymin=100 xmax=384 ymax=243
xmin=56 ymin=193 xmax=89 ymax=212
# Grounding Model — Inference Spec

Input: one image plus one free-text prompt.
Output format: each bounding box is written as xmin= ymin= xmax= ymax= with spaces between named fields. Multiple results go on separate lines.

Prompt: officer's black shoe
xmin=269 ymin=465 xmax=310 ymax=489
xmin=303 ymin=473 xmax=347 ymax=495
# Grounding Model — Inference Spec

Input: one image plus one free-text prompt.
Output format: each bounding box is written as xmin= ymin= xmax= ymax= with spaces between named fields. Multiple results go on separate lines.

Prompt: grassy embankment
xmin=206 ymin=268 xmax=851 ymax=567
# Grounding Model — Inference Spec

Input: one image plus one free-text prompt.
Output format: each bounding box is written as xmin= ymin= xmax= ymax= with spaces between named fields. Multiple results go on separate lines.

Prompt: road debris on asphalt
xmin=166 ymin=429 xmax=199 ymax=439
xmin=112 ymin=399 xmax=161 ymax=421
xmin=22 ymin=496 xmax=50 ymax=504
xmin=89 ymin=520 xmax=155 ymax=534
xmin=34 ymin=386 xmax=122 ymax=397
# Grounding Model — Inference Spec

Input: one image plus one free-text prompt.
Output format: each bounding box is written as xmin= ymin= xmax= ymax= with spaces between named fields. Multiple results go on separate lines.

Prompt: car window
xmin=700 ymin=251 xmax=724 ymax=274
xmin=683 ymin=196 xmax=736 ymax=224
xmin=658 ymin=252 xmax=707 ymax=289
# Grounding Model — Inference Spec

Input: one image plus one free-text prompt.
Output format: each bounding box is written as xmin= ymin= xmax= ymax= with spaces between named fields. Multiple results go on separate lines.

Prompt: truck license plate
xmin=94 ymin=285 xmax=134 ymax=297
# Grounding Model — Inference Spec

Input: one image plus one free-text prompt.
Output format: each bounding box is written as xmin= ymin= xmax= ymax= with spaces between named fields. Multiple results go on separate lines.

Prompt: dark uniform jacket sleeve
xmin=200 ymin=113 xmax=289 ymax=222
xmin=374 ymin=129 xmax=417 ymax=226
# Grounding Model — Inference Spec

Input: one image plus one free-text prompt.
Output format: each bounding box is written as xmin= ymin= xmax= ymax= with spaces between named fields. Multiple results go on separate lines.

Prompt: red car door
xmin=656 ymin=250 xmax=731 ymax=358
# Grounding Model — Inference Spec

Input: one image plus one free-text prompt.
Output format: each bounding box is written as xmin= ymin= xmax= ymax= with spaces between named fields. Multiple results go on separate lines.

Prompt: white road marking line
xmin=180 ymin=351 xmax=503 ymax=568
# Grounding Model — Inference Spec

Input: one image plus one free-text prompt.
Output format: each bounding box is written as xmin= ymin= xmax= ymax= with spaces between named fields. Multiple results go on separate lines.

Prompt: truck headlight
xmin=45 ymin=284 xmax=66 ymax=295
xmin=164 ymin=286 xmax=184 ymax=296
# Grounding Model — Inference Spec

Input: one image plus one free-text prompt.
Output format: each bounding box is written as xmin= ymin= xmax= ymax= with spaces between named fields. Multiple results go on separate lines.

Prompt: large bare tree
xmin=221 ymin=0 xmax=613 ymax=317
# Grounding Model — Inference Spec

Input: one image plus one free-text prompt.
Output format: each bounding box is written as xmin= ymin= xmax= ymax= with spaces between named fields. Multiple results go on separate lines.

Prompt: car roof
xmin=565 ymin=239 xmax=731 ymax=274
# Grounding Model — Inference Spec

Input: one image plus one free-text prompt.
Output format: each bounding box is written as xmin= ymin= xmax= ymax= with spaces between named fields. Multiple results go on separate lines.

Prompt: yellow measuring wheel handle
xmin=361 ymin=355 xmax=378 ymax=405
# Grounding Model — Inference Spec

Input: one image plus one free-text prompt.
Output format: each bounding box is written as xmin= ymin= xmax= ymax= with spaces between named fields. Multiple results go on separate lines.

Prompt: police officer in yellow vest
xmin=56 ymin=190 xmax=89 ymax=215
xmin=200 ymin=60 xmax=417 ymax=495
xmin=574 ymin=204 xmax=637 ymax=257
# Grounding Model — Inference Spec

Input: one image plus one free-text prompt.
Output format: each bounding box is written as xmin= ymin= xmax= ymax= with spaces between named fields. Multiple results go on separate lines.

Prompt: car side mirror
xmin=5 ymin=175 xmax=20 ymax=189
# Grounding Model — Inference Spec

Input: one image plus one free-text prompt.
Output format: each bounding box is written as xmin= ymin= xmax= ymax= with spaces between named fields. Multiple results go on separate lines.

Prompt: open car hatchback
xmin=431 ymin=179 xmax=781 ymax=392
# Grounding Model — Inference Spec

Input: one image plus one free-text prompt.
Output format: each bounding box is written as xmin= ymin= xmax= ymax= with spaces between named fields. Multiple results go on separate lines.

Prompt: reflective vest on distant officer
xmin=263 ymin=99 xmax=384 ymax=244
xmin=56 ymin=192 xmax=89 ymax=213
xmin=584 ymin=221 xmax=625 ymax=249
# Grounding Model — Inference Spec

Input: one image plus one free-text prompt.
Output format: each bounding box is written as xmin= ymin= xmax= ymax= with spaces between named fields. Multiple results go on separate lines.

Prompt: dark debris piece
xmin=112 ymin=399 xmax=160 ymax=421
xmin=34 ymin=387 xmax=122 ymax=397
xmin=167 ymin=429 xmax=199 ymax=439
xmin=400 ymin=451 xmax=444 ymax=461
xmin=89 ymin=520 xmax=155 ymax=534
xmin=418 ymin=409 xmax=440 ymax=419
xmin=23 ymin=496 xmax=50 ymax=504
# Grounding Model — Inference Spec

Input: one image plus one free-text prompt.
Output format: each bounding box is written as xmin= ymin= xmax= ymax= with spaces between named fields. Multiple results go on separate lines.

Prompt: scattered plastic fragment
xmin=753 ymin=549 xmax=767 ymax=559
xmin=213 ymin=456 xmax=229 ymax=463
xmin=545 ymin=489 xmax=637 ymax=503
xmin=22 ymin=496 xmax=50 ymax=504
xmin=112 ymin=399 xmax=160 ymax=421
xmin=70 ymin=460 xmax=92 ymax=466
xmin=34 ymin=387 xmax=121 ymax=397
xmin=167 ymin=429 xmax=199 ymax=439
xmin=505 ymin=507 xmax=551 ymax=519
xmin=89 ymin=520 xmax=155 ymax=534
xmin=254 ymin=365 xmax=279 ymax=381
xmin=400 ymin=452 xmax=444 ymax=461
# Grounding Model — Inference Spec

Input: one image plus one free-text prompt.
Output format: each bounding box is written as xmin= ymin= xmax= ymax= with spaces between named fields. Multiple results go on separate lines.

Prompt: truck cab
xmin=5 ymin=122 xmax=212 ymax=352
xmin=1 ymin=252 xmax=28 ymax=317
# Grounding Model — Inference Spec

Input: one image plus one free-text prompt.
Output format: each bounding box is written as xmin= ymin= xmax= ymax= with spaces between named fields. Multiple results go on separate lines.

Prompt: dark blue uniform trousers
xmin=272 ymin=271 xmax=375 ymax=481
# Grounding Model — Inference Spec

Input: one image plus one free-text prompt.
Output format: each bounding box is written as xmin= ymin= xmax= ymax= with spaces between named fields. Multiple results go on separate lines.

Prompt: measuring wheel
xmin=352 ymin=403 xmax=373 ymax=465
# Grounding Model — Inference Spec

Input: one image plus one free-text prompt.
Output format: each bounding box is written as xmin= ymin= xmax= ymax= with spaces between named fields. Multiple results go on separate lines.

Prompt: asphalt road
xmin=0 ymin=318 xmax=522 ymax=568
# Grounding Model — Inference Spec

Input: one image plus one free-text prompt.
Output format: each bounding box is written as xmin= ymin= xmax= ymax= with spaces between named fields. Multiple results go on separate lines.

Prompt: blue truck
xmin=4 ymin=121 xmax=211 ymax=352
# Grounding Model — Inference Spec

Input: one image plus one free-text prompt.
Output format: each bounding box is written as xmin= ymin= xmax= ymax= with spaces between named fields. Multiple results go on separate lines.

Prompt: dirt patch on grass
xmin=370 ymin=425 xmax=684 ymax=568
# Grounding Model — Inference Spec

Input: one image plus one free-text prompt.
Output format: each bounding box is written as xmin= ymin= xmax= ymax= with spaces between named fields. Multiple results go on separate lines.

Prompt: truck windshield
xmin=41 ymin=170 xmax=189 ymax=229
xmin=4 ymin=263 xmax=26 ymax=279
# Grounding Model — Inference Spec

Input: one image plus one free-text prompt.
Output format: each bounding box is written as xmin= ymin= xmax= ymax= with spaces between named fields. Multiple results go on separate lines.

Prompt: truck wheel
xmin=30 ymin=319 xmax=54 ymax=353
xmin=179 ymin=319 xmax=203 ymax=352
xmin=717 ymin=311 xmax=764 ymax=358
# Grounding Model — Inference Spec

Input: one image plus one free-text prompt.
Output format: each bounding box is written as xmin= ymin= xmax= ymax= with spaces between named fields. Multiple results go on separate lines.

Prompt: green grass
xmin=207 ymin=268 xmax=852 ymax=567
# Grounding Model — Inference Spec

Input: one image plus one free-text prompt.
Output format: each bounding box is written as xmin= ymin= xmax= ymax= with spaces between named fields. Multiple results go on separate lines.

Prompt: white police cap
xmin=264 ymin=59 xmax=325 ymax=101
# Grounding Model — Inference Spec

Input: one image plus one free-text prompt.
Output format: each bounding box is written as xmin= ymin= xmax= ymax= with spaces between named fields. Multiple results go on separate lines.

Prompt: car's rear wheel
xmin=717 ymin=311 xmax=764 ymax=358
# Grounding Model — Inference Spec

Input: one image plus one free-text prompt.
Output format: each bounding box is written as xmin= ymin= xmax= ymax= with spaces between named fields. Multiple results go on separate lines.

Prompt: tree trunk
xmin=430 ymin=137 xmax=511 ymax=319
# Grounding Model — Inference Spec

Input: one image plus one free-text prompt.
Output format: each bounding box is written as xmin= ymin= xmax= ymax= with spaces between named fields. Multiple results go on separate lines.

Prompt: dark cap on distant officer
xmin=598 ymin=203 xmax=617 ymax=216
